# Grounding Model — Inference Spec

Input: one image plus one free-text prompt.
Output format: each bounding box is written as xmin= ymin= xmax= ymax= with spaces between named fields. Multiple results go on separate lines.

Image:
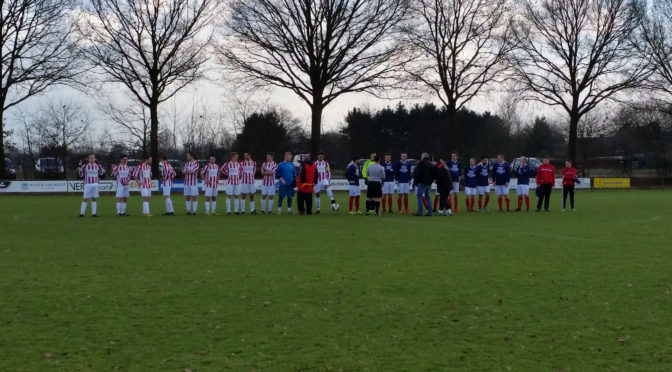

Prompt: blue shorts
xmin=279 ymin=185 xmax=294 ymax=198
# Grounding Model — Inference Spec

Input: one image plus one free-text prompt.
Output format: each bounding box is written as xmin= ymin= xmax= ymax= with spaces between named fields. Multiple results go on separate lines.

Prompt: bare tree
xmin=510 ymin=0 xmax=649 ymax=163
xmin=80 ymin=0 xmax=218 ymax=174
xmin=403 ymin=0 xmax=513 ymax=123
xmin=101 ymin=100 xmax=151 ymax=157
xmin=33 ymin=100 xmax=90 ymax=173
xmin=0 ymin=0 xmax=82 ymax=178
xmin=638 ymin=0 xmax=672 ymax=101
xmin=220 ymin=0 xmax=408 ymax=156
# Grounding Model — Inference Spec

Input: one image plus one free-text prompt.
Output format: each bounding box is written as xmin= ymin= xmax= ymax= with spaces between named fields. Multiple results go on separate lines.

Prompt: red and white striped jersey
xmin=200 ymin=163 xmax=220 ymax=187
xmin=160 ymin=161 xmax=176 ymax=187
xmin=261 ymin=161 xmax=278 ymax=186
xmin=241 ymin=160 xmax=256 ymax=184
xmin=133 ymin=163 xmax=152 ymax=189
xmin=315 ymin=160 xmax=331 ymax=182
xmin=79 ymin=162 xmax=104 ymax=184
xmin=183 ymin=161 xmax=199 ymax=186
xmin=112 ymin=164 xmax=131 ymax=186
xmin=221 ymin=161 xmax=242 ymax=186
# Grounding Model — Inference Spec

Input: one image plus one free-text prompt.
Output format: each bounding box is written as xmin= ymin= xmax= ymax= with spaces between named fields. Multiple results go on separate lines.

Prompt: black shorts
xmin=367 ymin=181 xmax=382 ymax=198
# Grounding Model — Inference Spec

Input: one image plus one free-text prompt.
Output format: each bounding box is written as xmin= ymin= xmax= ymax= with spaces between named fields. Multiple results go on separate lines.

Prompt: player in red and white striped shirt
xmin=160 ymin=155 xmax=176 ymax=215
xmin=77 ymin=154 xmax=104 ymax=217
xmin=260 ymin=153 xmax=278 ymax=214
xmin=240 ymin=152 xmax=257 ymax=214
xmin=200 ymin=154 xmax=220 ymax=215
xmin=314 ymin=152 xmax=339 ymax=213
xmin=221 ymin=152 xmax=242 ymax=214
xmin=133 ymin=156 xmax=153 ymax=217
xmin=183 ymin=151 xmax=200 ymax=215
xmin=112 ymin=154 xmax=131 ymax=216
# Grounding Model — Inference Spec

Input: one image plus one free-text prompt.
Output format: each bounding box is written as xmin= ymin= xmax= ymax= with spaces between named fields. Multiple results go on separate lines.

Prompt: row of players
xmin=76 ymin=151 xmax=579 ymax=217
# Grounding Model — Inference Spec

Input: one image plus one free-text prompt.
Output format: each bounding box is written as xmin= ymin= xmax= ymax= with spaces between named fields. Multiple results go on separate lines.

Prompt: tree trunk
xmin=568 ymin=113 xmax=579 ymax=164
xmin=0 ymin=107 xmax=5 ymax=179
xmin=310 ymin=103 xmax=323 ymax=158
xmin=149 ymin=99 xmax=160 ymax=176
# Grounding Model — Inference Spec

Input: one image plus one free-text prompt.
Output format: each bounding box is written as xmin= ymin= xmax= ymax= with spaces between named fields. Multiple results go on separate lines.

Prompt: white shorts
xmin=382 ymin=182 xmax=395 ymax=194
xmin=162 ymin=186 xmax=172 ymax=197
xmin=204 ymin=186 xmax=218 ymax=197
xmin=349 ymin=185 xmax=361 ymax=196
xmin=465 ymin=187 xmax=477 ymax=196
xmin=140 ymin=188 xmax=152 ymax=198
xmin=314 ymin=179 xmax=330 ymax=193
xmin=516 ymin=184 xmax=530 ymax=196
xmin=477 ymin=186 xmax=490 ymax=195
xmin=83 ymin=184 xmax=99 ymax=199
xmin=261 ymin=185 xmax=276 ymax=196
xmin=184 ymin=185 xmax=199 ymax=197
xmin=450 ymin=182 xmax=460 ymax=194
xmin=241 ymin=183 xmax=256 ymax=194
xmin=494 ymin=185 xmax=509 ymax=196
xmin=116 ymin=185 xmax=130 ymax=198
xmin=397 ymin=182 xmax=410 ymax=194
xmin=227 ymin=184 xmax=241 ymax=196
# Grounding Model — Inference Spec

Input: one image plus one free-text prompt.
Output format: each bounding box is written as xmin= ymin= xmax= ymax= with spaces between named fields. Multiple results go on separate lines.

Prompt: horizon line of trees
xmin=3 ymin=0 xmax=672 ymax=178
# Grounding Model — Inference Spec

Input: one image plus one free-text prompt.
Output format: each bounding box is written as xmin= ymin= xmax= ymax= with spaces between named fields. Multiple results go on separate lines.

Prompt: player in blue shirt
xmin=346 ymin=157 xmax=362 ymax=214
xmin=276 ymin=151 xmax=297 ymax=214
xmin=381 ymin=153 xmax=396 ymax=213
xmin=393 ymin=152 xmax=413 ymax=213
xmin=475 ymin=156 xmax=491 ymax=211
xmin=448 ymin=151 xmax=462 ymax=212
xmin=463 ymin=158 xmax=478 ymax=212
xmin=491 ymin=154 xmax=512 ymax=212
xmin=514 ymin=156 xmax=532 ymax=211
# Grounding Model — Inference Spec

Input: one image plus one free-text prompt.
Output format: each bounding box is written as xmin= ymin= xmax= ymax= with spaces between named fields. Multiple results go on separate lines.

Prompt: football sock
xmin=249 ymin=201 xmax=254 ymax=212
xmin=349 ymin=196 xmax=354 ymax=211
xmin=212 ymin=201 xmax=217 ymax=213
xmin=116 ymin=202 xmax=121 ymax=214
xmin=142 ymin=201 xmax=149 ymax=215
xmin=191 ymin=201 xmax=198 ymax=213
xmin=205 ymin=201 xmax=210 ymax=213
xmin=261 ymin=199 xmax=266 ymax=212
xmin=478 ymin=198 xmax=482 ymax=209
xmin=525 ymin=195 xmax=530 ymax=210
xmin=375 ymin=201 xmax=380 ymax=214
xmin=453 ymin=195 xmax=458 ymax=209
xmin=404 ymin=196 xmax=409 ymax=210
xmin=166 ymin=199 xmax=173 ymax=213
xmin=315 ymin=197 xmax=321 ymax=210
xmin=234 ymin=199 xmax=239 ymax=212
xmin=240 ymin=199 xmax=245 ymax=213
xmin=484 ymin=194 xmax=490 ymax=208
xmin=186 ymin=201 xmax=191 ymax=212
xmin=287 ymin=198 xmax=292 ymax=209
xmin=326 ymin=189 xmax=334 ymax=199
xmin=91 ymin=202 xmax=97 ymax=215
xmin=433 ymin=196 xmax=439 ymax=211
xmin=397 ymin=196 xmax=402 ymax=211
xmin=518 ymin=196 xmax=523 ymax=209
xmin=226 ymin=199 xmax=231 ymax=213
xmin=355 ymin=196 xmax=360 ymax=211
xmin=80 ymin=202 xmax=87 ymax=215
xmin=498 ymin=196 xmax=502 ymax=209
xmin=506 ymin=198 xmax=510 ymax=209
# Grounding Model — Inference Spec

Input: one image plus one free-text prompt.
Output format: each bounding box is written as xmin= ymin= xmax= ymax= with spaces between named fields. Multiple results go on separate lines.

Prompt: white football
xmin=332 ymin=203 xmax=340 ymax=211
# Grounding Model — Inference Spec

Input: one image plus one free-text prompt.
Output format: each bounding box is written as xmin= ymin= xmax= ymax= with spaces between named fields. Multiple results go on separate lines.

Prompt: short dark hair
xmin=374 ymin=155 xmax=380 ymax=162
xmin=566 ymin=159 xmax=573 ymax=164
xmin=266 ymin=152 xmax=274 ymax=157
xmin=384 ymin=153 xmax=391 ymax=157
xmin=209 ymin=154 xmax=216 ymax=158
xmin=161 ymin=155 xmax=167 ymax=161
xmin=353 ymin=156 xmax=359 ymax=162
xmin=451 ymin=150 xmax=458 ymax=156
xmin=317 ymin=151 xmax=324 ymax=156
xmin=121 ymin=154 xmax=128 ymax=159
xmin=230 ymin=152 xmax=238 ymax=158
xmin=187 ymin=151 xmax=195 ymax=158
xmin=482 ymin=155 xmax=488 ymax=160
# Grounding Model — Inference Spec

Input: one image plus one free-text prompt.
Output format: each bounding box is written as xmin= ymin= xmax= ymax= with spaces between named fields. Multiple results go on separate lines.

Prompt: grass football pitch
xmin=0 ymin=190 xmax=671 ymax=371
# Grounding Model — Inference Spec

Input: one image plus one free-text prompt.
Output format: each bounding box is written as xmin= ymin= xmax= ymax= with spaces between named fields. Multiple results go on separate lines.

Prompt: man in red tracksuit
xmin=561 ymin=160 xmax=578 ymax=212
xmin=297 ymin=155 xmax=319 ymax=215
xmin=536 ymin=157 xmax=556 ymax=212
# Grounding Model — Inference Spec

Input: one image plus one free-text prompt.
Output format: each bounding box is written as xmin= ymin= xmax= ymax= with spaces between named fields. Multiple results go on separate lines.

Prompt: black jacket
xmin=435 ymin=164 xmax=453 ymax=192
xmin=416 ymin=159 xmax=436 ymax=185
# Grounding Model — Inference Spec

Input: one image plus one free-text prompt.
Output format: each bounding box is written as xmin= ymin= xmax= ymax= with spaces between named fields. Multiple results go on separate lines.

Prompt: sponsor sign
xmin=593 ymin=177 xmax=630 ymax=189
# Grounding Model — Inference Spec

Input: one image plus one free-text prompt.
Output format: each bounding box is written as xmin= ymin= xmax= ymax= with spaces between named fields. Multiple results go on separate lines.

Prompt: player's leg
xmin=497 ymin=186 xmax=503 ymax=211
xmin=248 ymin=185 xmax=256 ymax=214
xmin=185 ymin=188 xmax=191 ymax=214
xmin=562 ymin=185 xmax=568 ymax=210
xmin=483 ymin=188 xmax=490 ymax=210
xmin=239 ymin=190 xmax=246 ymax=213
xmin=286 ymin=188 xmax=293 ymax=213
xmin=569 ymin=185 xmax=575 ymax=210
xmin=314 ymin=191 xmax=321 ymax=212
xmin=433 ymin=190 xmax=439 ymax=212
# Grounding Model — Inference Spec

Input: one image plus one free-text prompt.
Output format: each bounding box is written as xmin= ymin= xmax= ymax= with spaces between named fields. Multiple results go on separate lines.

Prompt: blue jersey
xmin=491 ymin=161 xmax=511 ymax=185
xmin=464 ymin=166 xmax=477 ymax=188
xmin=393 ymin=160 xmax=412 ymax=183
xmin=516 ymin=164 xmax=532 ymax=185
xmin=382 ymin=161 xmax=395 ymax=182
xmin=276 ymin=161 xmax=296 ymax=183
xmin=346 ymin=162 xmax=360 ymax=183
xmin=448 ymin=160 xmax=461 ymax=181
xmin=475 ymin=163 xmax=490 ymax=187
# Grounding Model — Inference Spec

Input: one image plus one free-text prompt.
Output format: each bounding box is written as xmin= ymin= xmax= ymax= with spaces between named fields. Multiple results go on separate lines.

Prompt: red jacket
xmin=562 ymin=167 xmax=577 ymax=186
xmin=536 ymin=163 xmax=556 ymax=185
xmin=297 ymin=161 xmax=318 ymax=193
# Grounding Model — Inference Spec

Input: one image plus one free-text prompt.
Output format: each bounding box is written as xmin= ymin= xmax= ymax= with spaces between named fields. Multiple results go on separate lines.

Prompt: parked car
xmin=34 ymin=157 xmax=65 ymax=179
xmin=4 ymin=158 xmax=16 ymax=179
xmin=511 ymin=157 xmax=542 ymax=176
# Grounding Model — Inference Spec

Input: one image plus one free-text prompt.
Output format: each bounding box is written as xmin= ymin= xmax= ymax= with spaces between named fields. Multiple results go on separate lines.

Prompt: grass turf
xmin=0 ymin=190 xmax=671 ymax=371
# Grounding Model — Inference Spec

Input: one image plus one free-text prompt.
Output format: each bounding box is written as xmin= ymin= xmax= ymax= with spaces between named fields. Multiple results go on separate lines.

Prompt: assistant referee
xmin=365 ymin=156 xmax=385 ymax=215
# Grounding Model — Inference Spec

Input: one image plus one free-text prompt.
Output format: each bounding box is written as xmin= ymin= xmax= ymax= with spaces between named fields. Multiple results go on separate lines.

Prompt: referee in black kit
xmin=365 ymin=155 xmax=385 ymax=215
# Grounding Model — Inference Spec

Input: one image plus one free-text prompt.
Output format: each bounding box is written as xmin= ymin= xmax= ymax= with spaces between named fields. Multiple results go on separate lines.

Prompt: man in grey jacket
xmin=365 ymin=156 xmax=385 ymax=215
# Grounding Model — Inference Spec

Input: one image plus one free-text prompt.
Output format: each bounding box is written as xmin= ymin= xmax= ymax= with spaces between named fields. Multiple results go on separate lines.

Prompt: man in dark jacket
xmin=297 ymin=155 xmax=318 ymax=215
xmin=435 ymin=158 xmax=453 ymax=216
xmin=415 ymin=152 xmax=436 ymax=216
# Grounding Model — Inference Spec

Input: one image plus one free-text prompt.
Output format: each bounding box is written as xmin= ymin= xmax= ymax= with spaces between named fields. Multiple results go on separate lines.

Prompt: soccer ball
xmin=332 ymin=203 xmax=340 ymax=211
